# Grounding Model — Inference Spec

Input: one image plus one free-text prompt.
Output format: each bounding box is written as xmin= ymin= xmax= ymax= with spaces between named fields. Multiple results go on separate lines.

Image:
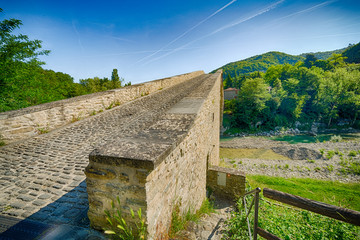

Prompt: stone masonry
xmin=0 ymin=71 xmax=208 ymax=236
xmin=0 ymin=70 xmax=246 ymax=239
xmin=0 ymin=71 xmax=204 ymax=144
xmin=85 ymin=71 xmax=223 ymax=239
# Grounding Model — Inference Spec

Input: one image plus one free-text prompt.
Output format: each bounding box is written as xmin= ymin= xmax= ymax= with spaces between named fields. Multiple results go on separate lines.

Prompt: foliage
xmin=104 ymin=196 xmax=146 ymax=240
xmin=224 ymin=180 xmax=360 ymax=240
xmin=0 ymin=9 xmax=128 ymax=112
xmin=330 ymin=135 xmax=343 ymax=142
xmin=213 ymin=51 xmax=304 ymax=86
xmin=169 ymin=198 xmax=214 ymax=238
xmin=223 ymin=59 xmax=360 ymax=131
xmin=299 ymin=47 xmax=346 ymax=60
xmin=339 ymin=153 xmax=360 ymax=175
xmin=343 ymin=42 xmax=360 ymax=64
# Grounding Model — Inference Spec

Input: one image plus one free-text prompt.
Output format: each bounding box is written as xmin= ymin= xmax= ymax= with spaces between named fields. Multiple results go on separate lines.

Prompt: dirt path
xmin=220 ymin=137 xmax=360 ymax=183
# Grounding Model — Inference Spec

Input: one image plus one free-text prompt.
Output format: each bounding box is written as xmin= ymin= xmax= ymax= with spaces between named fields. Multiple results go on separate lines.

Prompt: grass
xmin=220 ymin=148 xmax=290 ymax=161
xmin=224 ymin=178 xmax=360 ymax=240
xmin=246 ymin=175 xmax=360 ymax=211
xmin=169 ymin=198 xmax=215 ymax=238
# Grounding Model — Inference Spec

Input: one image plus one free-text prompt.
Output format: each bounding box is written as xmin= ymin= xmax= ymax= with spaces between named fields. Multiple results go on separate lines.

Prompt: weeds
xmin=326 ymin=165 xmax=334 ymax=173
xmin=106 ymin=102 xmax=114 ymax=110
xmin=348 ymin=150 xmax=358 ymax=157
xmin=326 ymin=150 xmax=335 ymax=159
xmin=307 ymin=159 xmax=315 ymax=163
xmin=339 ymin=156 xmax=360 ymax=175
xmin=104 ymin=196 xmax=146 ymax=240
xmin=71 ymin=115 xmax=81 ymax=123
xmin=169 ymin=198 xmax=214 ymax=238
xmin=0 ymin=134 xmax=5 ymax=146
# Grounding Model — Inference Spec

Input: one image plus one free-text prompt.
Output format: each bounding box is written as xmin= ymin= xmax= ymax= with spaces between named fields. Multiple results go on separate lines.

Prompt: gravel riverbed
xmin=220 ymin=137 xmax=360 ymax=183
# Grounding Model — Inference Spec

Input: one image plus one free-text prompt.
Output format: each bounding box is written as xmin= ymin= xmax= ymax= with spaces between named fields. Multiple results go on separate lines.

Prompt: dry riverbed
xmin=220 ymin=136 xmax=360 ymax=183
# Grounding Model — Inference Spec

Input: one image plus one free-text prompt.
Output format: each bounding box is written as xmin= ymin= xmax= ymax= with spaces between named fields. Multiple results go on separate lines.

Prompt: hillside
xmin=343 ymin=42 xmax=360 ymax=63
xmin=212 ymin=51 xmax=304 ymax=80
xmin=299 ymin=48 xmax=346 ymax=60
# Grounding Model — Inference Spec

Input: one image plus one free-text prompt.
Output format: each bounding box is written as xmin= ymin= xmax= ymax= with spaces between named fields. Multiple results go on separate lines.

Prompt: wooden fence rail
xmin=263 ymin=188 xmax=360 ymax=226
xmin=242 ymin=187 xmax=360 ymax=240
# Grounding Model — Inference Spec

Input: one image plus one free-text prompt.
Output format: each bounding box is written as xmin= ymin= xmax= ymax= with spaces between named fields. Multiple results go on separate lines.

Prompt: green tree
xmin=233 ymin=78 xmax=271 ymax=129
xmin=304 ymin=54 xmax=317 ymax=68
xmin=328 ymin=53 xmax=347 ymax=68
xmin=111 ymin=68 xmax=122 ymax=89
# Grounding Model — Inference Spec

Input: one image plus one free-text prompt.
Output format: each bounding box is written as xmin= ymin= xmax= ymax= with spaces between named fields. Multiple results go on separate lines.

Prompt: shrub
xmin=330 ymin=135 xmax=343 ymax=142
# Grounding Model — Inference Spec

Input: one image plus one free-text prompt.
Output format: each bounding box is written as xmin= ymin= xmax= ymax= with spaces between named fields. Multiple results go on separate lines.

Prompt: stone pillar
xmin=85 ymin=152 xmax=153 ymax=231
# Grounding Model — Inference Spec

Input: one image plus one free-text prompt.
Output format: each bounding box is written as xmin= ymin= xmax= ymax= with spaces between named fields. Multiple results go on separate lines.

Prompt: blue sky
xmin=2 ymin=0 xmax=360 ymax=84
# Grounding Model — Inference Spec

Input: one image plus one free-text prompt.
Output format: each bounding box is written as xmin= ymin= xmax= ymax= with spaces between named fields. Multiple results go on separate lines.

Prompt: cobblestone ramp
xmin=0 ymin=74 xmax=209 ymax=238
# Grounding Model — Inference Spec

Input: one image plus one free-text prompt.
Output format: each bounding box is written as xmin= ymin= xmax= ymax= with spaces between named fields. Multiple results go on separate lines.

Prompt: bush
xmin=330 ymin=135 xmax=343 ymax=142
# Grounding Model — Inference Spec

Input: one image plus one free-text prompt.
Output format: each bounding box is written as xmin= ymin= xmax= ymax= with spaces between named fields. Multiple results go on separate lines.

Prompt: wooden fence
xmin=242 ymin=188 xmax=360 ymax=240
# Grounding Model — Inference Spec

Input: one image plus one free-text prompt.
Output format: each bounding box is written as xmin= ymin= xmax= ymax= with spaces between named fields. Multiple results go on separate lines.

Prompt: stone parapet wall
xmin=0 ymin=71 xmax=204 ymax=144
xmin=207 ymin=165 xmax=246 ymax=201
xmin=85 ymin=70 xmax=222 ymax=239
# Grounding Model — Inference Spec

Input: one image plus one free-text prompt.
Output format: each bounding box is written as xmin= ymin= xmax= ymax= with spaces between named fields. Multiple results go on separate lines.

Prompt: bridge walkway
xmin=0 ymin=73 xmax=214 ymax=239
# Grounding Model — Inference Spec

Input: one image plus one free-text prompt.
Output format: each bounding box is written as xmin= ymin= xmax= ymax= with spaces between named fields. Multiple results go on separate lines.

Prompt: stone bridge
xmin=0 ymin=71 xmax=245 ymax=239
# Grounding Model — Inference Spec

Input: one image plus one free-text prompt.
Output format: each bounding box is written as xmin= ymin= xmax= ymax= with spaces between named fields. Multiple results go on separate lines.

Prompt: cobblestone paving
xmin=0 ymin=74 xmax=209 ymax=236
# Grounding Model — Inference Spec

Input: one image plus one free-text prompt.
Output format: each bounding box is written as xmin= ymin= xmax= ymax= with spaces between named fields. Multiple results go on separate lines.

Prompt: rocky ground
xmin=221 ymin=136 xmax=360 ymax=183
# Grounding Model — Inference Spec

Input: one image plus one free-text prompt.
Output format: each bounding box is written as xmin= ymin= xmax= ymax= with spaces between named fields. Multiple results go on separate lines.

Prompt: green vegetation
xmin=0 ymin=9 xmax=127 ymax=112
xmin=247 ymin=175 xmax=360 ymax=210
xmin=104 ymin=197 xmax=146 ymax=240
xmin=212 ymin=51 xmax=304 ymax=84
xmin=299 ymin=48 xmax=346 ymax=60
xmin=220 ymin=148 xmax=290 ymax=160
xmin=219 ymin=42 xmax=360 ymax=132
xmin=169 ymin=198 xmax=215 ymax=238
xmin=224 ymin=178 xmax=360 ymax=239
xmin=343 ymin=43 xmax=360 ymax=64
xmin=339 ymin=157 xmax=360 ymax=175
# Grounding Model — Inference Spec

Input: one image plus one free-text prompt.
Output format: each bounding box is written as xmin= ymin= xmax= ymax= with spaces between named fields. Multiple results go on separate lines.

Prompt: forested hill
xmin=343 ymin=42 xmax=360 ymax=63
xmin=212 ymin=52 xmax=304 ymax=80
xmin=299 ymin=48 xmax=346 ymax=60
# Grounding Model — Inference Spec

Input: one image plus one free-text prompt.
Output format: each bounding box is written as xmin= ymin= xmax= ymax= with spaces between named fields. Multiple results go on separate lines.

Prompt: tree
xmin=304 ymin=54 xmax=317 ymax=68
xmin=111 ymin=68 xmax=122 ymax=89
xmin=328 ymin=53 xmax=347 ymax=68
xmin=233 ymin=78 xmax=271 ymax=129
xmin=0 ymin=8 xmax=51 ymax=111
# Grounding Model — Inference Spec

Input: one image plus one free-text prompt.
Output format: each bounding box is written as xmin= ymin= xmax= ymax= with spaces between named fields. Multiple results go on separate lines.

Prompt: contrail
xmin=72 ymin=21 xmax=84 ymax=52
xmin=135 ymin=0 xmax=237 ymax=64
xmin=143 ymin=0 xmax=284 ymax=65
xmin=275 ymin=0 xmax=338 ymax=22
xmin=210 ymin=0 xmax=285 ymax=36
